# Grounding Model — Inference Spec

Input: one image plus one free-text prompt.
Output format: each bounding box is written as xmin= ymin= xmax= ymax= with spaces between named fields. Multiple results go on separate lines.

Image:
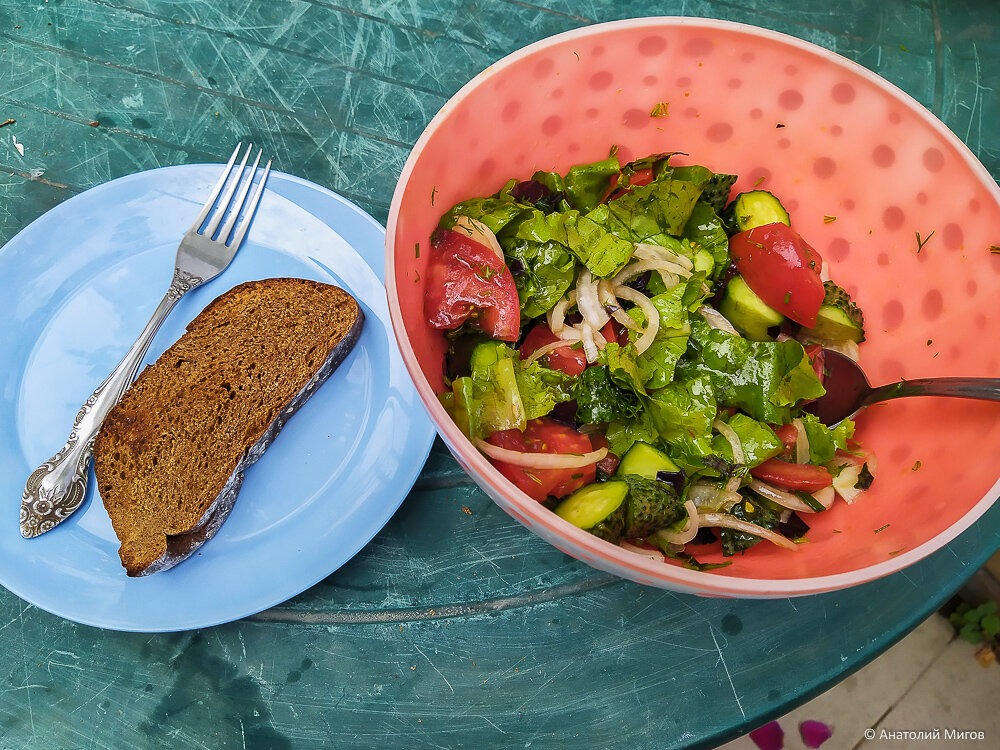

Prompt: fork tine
xmin=203 ymin=143 xmax=252 ymax=238
xmin=189 ymin=143 xmax=242 ymax=233
xmin=227 ymin=157 xmax=272 ymax=249
xmin=217 ymin=148 xmax=262 ymax=246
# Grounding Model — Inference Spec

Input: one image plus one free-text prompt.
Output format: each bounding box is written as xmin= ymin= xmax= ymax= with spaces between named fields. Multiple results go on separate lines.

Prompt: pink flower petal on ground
xmin=799 ymin=720 xmax=833 ymax=748
xmin=749 ymin=720 xmax=784 ymax=750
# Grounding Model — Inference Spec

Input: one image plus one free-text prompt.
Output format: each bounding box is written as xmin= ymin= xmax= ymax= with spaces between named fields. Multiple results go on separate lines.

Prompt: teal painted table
xmin=0 ymin=2 xmax=998 ymax=748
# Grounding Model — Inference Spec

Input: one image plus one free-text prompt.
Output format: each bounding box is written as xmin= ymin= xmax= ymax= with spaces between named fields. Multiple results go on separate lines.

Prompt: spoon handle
xmin=866 ymin=377 xmax=1000 ymax=407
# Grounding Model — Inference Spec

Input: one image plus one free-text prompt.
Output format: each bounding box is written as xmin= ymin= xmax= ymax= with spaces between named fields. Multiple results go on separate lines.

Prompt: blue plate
xmin=0 ymin=165 xmax=435 ymax=632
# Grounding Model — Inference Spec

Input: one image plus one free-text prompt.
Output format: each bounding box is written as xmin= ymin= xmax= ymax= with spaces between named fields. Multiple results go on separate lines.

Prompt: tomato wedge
xmin=424 ymin=228 xmax=520 ymax=341
xmin=772 ymin=423 xmax=798 ymax=449
xmin=520 ymin=325 xmax=587 ymax=376
xmin=486 ymin=418 xmax=597 ymax=502
xmin=728 ymin=223 xmax=825 ymax=327
xmin=750 ymin=458 xmax=833 ymax=491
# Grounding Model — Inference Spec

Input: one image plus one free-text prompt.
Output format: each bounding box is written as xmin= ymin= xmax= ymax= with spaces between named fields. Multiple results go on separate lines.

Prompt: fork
xmin=20 ymin=143 xmax=272 ymax=538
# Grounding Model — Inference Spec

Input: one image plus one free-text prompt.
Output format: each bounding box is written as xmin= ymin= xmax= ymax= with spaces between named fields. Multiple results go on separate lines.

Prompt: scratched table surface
xmin=0 ymin=1 xmax=998 ymax=748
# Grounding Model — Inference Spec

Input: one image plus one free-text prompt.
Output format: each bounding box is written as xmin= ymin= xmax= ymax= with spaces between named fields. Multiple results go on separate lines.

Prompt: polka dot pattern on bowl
xmin=388 ymin=19 xmax=1000 ymax=596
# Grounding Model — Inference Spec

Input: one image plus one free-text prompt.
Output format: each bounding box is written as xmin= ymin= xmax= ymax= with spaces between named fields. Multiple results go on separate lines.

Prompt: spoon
xmin=805 ymin=349 xmax=1000 ymax=425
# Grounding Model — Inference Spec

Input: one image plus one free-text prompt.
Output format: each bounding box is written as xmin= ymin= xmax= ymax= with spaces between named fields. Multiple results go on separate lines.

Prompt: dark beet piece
xmin=655 ymin=469 xmax=686 ymax=495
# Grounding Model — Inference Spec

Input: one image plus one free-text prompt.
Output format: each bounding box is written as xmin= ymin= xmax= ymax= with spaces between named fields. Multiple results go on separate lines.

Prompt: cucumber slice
xmin=718 ymin=275 xmax=785 ymax=341
xmin=807 ymin=306 xmax=864 ymax=342
xmin=800 ymin=282 xmax=865 ymax=343
xmin=807 ymin=308 xmax=864 ymax=343
xmin=616 ymin=442 xmax=680 ymax=480
xmin=555 ymin=481 xmax=629 ymax=530
xmin=693 ymin=247 xmax=715 ymax=276
xmin=731 ymin=190 xmax=791 ymax=232
xmin=469 ymin=340 xmax=504 ymax=371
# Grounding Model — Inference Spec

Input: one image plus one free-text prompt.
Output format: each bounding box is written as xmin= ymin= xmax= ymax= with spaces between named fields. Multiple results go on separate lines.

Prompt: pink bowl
xmin=386 ymin=17 xmax=1000 ymax=597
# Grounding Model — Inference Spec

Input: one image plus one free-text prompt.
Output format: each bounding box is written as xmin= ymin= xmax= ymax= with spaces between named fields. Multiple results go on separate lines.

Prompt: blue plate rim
xmin=0 ymin=164 xmax=435 ymax=632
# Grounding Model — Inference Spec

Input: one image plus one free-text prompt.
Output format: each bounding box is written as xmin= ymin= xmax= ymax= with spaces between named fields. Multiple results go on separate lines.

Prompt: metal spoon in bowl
xmin=804 ymin=349 xmax=1000 ymax=426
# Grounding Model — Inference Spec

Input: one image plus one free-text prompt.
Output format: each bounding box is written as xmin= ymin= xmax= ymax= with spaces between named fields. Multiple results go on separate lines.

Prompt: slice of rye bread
xmin=93 ymin=277 xmax=364 ymax=576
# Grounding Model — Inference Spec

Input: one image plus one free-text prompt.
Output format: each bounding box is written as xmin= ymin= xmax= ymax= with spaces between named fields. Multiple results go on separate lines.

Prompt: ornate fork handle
xmin=19 ymin=270 xmax=201 ymax=538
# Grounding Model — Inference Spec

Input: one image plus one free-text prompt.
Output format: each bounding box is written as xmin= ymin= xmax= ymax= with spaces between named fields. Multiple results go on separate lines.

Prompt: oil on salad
xmin=424 ymin=151 xmax=876 ymax=570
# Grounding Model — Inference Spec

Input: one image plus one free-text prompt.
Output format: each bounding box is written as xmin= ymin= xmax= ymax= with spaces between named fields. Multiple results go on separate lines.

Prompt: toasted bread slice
xmin=93 ymin=277 xmax=364 ymax=576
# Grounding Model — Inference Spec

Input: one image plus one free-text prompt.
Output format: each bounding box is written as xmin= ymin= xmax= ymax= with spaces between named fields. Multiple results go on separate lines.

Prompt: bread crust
xmin=93 ymin=278 xmax=364 ymax=576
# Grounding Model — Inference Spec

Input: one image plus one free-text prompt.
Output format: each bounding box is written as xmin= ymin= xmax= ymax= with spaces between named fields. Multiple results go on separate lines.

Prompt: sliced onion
xmin=576 ymin=269 xmax=610 ymax=330
xmin=453 ymin=215 xmax=503 ymax=261
xmin=614 ymin=286 xmax=659 ymax=354
xmin=629 ymin=255 xmax=690 ymax=277
xmin=620 ymin=541 xmax=666 ymax=562
xmin=599 ymin=281 xmax=641 ymax=330
xmin=829 ymin=452 xmax=876 ymax=504
xmin=699 ymin=305 xmax=741 ymax=336
xmin=556 ymin=326 xmax=583 ymax=342
xmin=811 ymin=485 xmax=835 ymax=510
xmin=546 ymin=291 xmax=577 ymax=335
xmin=634 ymin=242 xmax=694 ymax=270
xmin=654 ymin=500 xmax=700 ymax=545
xmin=748 ymin=479 xmax=815 ymax=513
xmin=597 ymin=279 xmax=617 ymax=308
xmin=793 ymin=418 xmax=810 ymax=465
xmin=524 ymin=338 xmax=575 ymax=367
xmin=687 ymin=481 xmax=741 ymax=512
xmin=687 ymin=481 xmax=723 ymax=509
xmin=798 ymin=334 xmax=861 ymax=362
xmin=612 ymin=307 xmax=642 ymax=331
xmin=698 ymin=513 xmax=799 ymax=550
xmin=612 ymin=259 xmax=682 ymax=289
xmin=713 ymin=419 xmax=745 ymax=466
xmin=825 ymin=338 xmax=861 ymax=362
xmin=580 ymin=320 xmax=600 ymax=363
xmin=474 ymin=437 xmax=607 ymax=469
xmin=722 ymin=490 xmax=742 ymax=511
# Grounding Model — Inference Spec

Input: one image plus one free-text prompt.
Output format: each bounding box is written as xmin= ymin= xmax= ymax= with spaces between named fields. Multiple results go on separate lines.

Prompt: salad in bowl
xmin=424 ymin=151 xmax=875 ymax=569
xmin=387 ymin=17 xmax=1000 ymax=596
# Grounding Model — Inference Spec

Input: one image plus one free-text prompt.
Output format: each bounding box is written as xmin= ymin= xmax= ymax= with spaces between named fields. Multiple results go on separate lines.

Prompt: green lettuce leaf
xmin=798 ymin=413 xmax=856 ymax=465
xmin=563 ymin=156 xmax=621 ymax=213
xmin=601 ymin=164 xmax=713 ymax=241
xmin=626 ymin=278 xmax=703 ymax=390
xmin=530 ymin=169 xmax=567 ymax=196
xmin=439 ymin=180 xmax=529 ymax=235
xmin=503 ymin=239 xmax=575 ymax=318
xmin=514 ymin=358 xmax=575 ymax=421
xmin=446 ymin=342 xmax=572 ymax=438
xmin=573 ymin=365 xmax=641 ymax=424
xmin=677 ymin=319 xmax=826 ymax=423
xmin=600 ymin=342 xmax=648 ymax=397
xmin=507 ymin=208 xmax=634 ymax=278
xmin=605 ymin=411 xmax=660 ymax=458
xmin=682 ymin=201 xmax=731 ymax=281
xmin=710 ymin=413 xmax=784 ymax=468
xmin=645 ymin=375 xmax=717 ymax=465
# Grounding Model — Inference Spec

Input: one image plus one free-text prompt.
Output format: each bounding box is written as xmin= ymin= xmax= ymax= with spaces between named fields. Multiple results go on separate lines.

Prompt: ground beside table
xmin=0 ymin=2 xmax=998 ymax=748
